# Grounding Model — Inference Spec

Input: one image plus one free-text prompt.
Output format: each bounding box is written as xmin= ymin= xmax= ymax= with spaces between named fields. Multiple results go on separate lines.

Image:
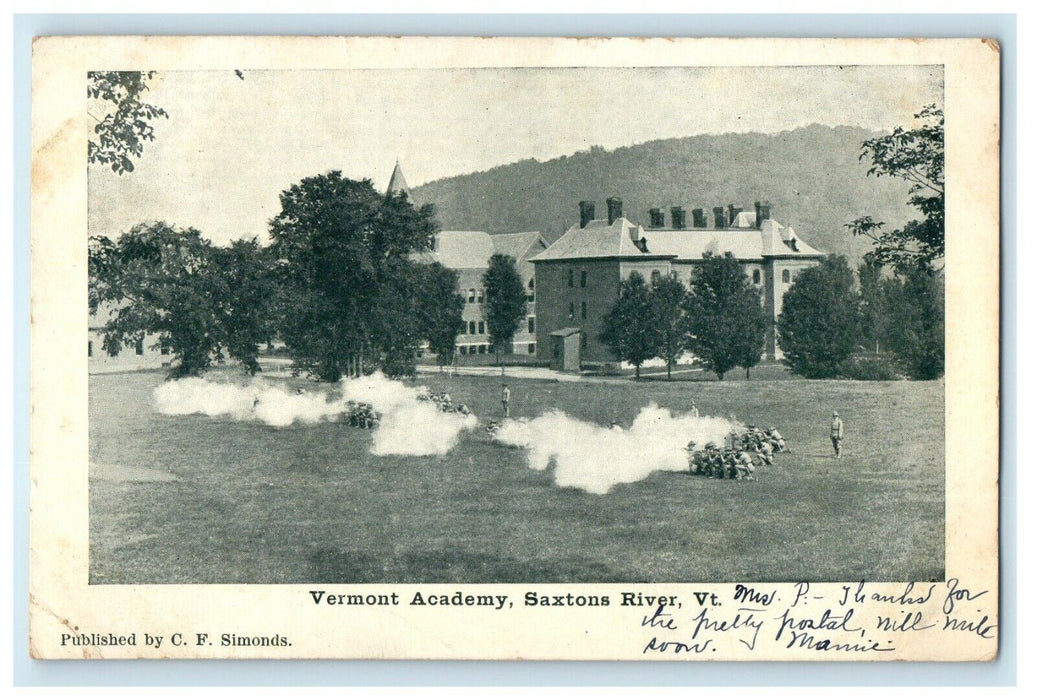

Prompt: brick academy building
xmin=531 ymin=198 xmax=824 ymax=370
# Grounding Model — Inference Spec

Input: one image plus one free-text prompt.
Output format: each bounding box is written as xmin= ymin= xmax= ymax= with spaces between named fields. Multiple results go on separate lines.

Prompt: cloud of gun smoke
xmin=341 ymin=372 xmax=478 ymax=456
xmin=153 ymin=373 xmax=477 ymax=455
xmin=153 ymin=377 xmax=341 ymax=427
xmin=493 ymin=404 xmax=740 ymax=495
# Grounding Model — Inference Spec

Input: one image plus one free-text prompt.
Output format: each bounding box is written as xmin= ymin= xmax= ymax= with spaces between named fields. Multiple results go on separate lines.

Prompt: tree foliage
xmin=415 ymin=263 xmax=465 ymax=368
xmin=777 ymin=255 xmax=861 ymax=379
xmin=210 ymin=239 xmax=279 ymax=375
xmin=650 ymin=274 xmax=688 ymax=380
xmin=856 ymin=260 xmax=894 ymax=354
xmin=846 ymin=104 xmax=944 ymax=272
xmin=482 ymin=254 xmax=528 ymax=364
xmin=600 ymin=272 xmax=660 ymax=379
xmin=882 ymin=265 xmax=945 ymax=380
xmin=268 ymin=172 xmax=438 ymax=381
xmin=683 ymin=252 xmax=767 ymax=380
xmin=87 ymin=71 xmax=168 ymax=174
xmin=88 ymin=222 xmax=273 ymax=378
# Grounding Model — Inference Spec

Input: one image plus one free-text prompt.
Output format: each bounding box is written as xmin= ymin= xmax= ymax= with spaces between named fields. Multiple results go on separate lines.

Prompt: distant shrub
xmin=381 ymin=349 xmax=416 ymax=379
xmin=840 ymin=353 xmax=902 ymax=381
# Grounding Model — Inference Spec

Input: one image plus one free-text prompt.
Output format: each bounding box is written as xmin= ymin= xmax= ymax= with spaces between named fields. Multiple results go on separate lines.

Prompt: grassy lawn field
xmin=89 ymin=370 xmax=944 ymax=584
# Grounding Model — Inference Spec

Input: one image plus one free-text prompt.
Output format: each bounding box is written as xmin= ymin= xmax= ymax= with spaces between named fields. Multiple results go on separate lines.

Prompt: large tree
xmin=846 ymin=104 xmax=944 ymax=272
xmin=268 ymin=172 xmax=438 ymax=381
xmin=210 ymin=238 xmax=279 ymax=376
xmin=482 ymin=254 xmax=528 ymax=364
xmin=600 ymin=271 xmax=660 ymax=379
xmin=87 ymin=71 xmax=168 ymax=175
xmin=683 ymin=252 xmax=767 ymax=380
xmin=883 ymin=265 xmax=945 ymax=380
xmin=650 ymin=274 xmax=688 ymax=380
xmin=857 ymin=260 xmax=894 ymax=354
xmin=777 ymin=255 xmax=861 ymax=379
xmin=88 ymin=222 xmax=268 ymax=378
xmin=415 ymin=262 xmax=465 ymax=369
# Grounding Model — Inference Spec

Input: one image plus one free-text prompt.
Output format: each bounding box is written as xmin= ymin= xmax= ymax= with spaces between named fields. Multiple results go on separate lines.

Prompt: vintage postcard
xmin=29 ymin=36 xmax=999 ymax=660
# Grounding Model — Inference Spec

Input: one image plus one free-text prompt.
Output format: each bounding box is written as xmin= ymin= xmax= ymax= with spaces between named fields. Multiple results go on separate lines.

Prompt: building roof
xmin=491 ymin=231 xmax=548 ymax=263
xmin=532 ymin=216 xmax=823 ymax=263
xmin=386 ymin=161 xmax=411 ymax=198
xmin=419 ymin=230 xmax=495 ymax=269
xmin=530 ymin=218 xmax=653 ymax=262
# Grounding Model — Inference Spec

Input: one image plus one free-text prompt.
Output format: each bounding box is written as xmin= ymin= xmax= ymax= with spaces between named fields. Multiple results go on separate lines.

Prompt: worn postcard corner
xmin=29 ymin=36 xmax=999 ymax=661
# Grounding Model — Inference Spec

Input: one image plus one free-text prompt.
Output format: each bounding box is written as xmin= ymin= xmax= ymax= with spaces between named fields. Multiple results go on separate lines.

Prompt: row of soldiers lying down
xmin=345 ymin=401 xmax=382 ymax=429
xmin=686 ymin=426 xmax=790 ymax=480
xmin=416 ymin=390 xmax=473 ymax=416
xmin=344 ymin=391 xmax=475 ymax=429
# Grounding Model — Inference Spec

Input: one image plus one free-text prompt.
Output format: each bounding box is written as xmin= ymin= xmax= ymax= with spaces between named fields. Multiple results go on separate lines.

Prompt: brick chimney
xmin=728 ymin=204 xmax=743 ymax=227
xmin=671 ymin=207 xmax=686 ymax=230
xmin=692 ymin=208 xmax=707 ymax=228
xmin=579 ymin=201 xmax=595 ymax=229
xmin=606 ymin=197 xmax=623 ymax=225
xmin=754 ymin=201 xmax=771 ymax=229
xmin=648 ymin=208 xmax=664 ymax=228
xmin=713 ymin=206 xmax=727 ymax=229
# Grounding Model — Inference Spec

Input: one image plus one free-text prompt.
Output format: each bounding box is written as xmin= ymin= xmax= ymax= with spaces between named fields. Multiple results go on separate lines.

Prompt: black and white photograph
xmin=30 ymin=36 xmax=999 ymax=661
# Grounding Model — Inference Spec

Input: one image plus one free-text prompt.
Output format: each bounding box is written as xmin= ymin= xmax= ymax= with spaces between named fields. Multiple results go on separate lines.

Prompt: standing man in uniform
xmin=830 ymin=411 xmax=844 ymax=459
xmin=501 ymin=383 xmax=511 ymax=418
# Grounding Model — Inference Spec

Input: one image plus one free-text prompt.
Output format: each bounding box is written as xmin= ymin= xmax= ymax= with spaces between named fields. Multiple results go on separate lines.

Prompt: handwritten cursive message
xmin=640 ymin=579 xmax=996 ymax=657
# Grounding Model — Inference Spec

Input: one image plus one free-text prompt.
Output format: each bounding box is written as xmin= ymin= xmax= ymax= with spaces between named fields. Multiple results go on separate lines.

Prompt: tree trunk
xmin=746 ymin=366 xmax=750 ymax=379
xmin=635 ymin=364 xmax=640 ymax=380
xmin=717 ymin=370 xmax=725 ymax=381
xmin=667 ymin=360 xmax=672 ymax=380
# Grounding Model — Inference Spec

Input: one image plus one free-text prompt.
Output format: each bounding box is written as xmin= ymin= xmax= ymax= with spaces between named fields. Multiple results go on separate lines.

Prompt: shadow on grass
xmin=308 ymin=547 xmax=634 ymax=583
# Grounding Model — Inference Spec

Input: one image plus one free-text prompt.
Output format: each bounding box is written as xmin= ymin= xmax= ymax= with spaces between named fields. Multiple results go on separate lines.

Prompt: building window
xmin=477 ymin=321 xmax=485 ymax=335
xmin=580 ymin=270 xmax=587 ymax=288
xmin=468 ymin=288 xmax=476 ymax=303
xmin=580 ymin=333 xmax=588 ymax=350
xmin=479 ymin=345 xmax=487 ymax=354
xmin=528 ymin=317 xmax=535 ymax=333
xmin=651 ymin=269 xmax=661 ymax=283
xmin=468 ymin=321 xmax=477 ymax=335
xmin=752 ymin=269 xmax=761 ymax=284
xmin=782 ymin=269 xmax=791 ymax=284
xmin=477 ymin=288 xmax=485 ymax=303
xmin=527 ymin=278 xmax=535 ymax=302
xmin=161 ymin=346 xmax=170 ymax=355
xmin=581 ymin=301 xmax=587 ymax=320
xmin=88 ymin=340 xmax=93 ymax=357
xmin=459 ymin=345 xmax=468 ymax=355
xmin=528 ymin=343 xmax=536 ymax=354
xmin=568 ymin=269 xmax=574 ymax=287
xmin=569 ymin=301 xmax=575 ymax=320
xmin=135 ymin=338 xmax=144 ymax=356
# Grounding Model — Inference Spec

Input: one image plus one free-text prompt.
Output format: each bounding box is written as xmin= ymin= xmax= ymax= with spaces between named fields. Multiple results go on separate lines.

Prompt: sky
xmin=88 ymin=65 xmax=942 ymax=245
